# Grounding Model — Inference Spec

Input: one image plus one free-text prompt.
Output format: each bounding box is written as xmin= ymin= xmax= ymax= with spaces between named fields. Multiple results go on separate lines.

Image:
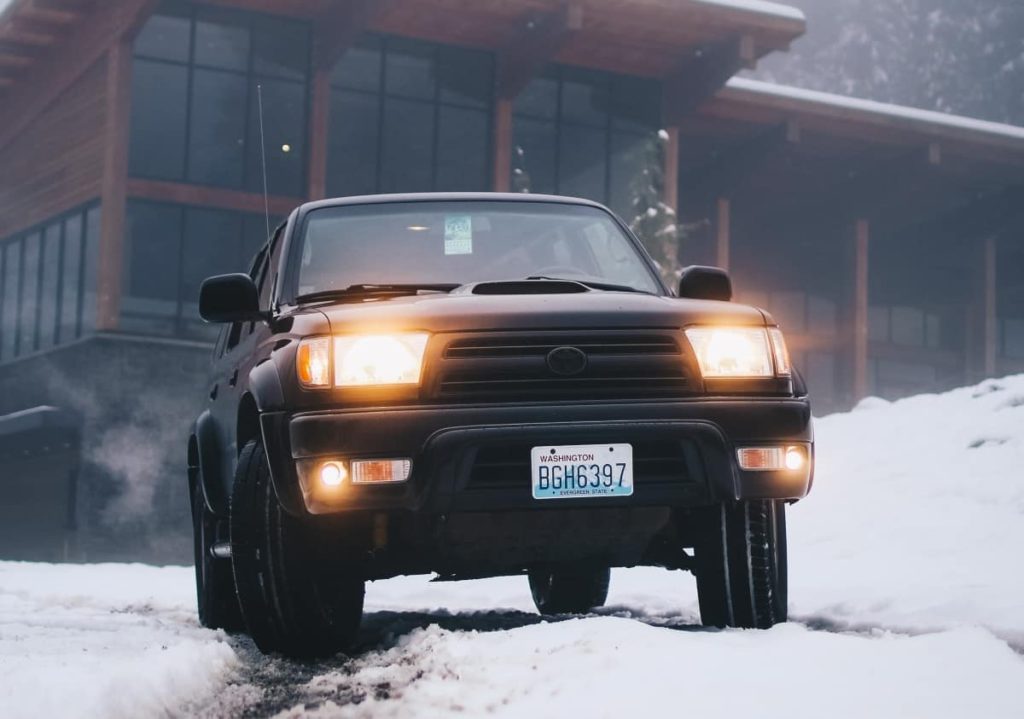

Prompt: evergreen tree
xmin=628 ymin=130 xmax=684 ymax=286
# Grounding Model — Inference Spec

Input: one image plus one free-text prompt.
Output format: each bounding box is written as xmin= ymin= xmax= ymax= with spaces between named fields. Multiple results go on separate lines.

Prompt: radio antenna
xmin=256 ymin=83 xmax=271 ymax=239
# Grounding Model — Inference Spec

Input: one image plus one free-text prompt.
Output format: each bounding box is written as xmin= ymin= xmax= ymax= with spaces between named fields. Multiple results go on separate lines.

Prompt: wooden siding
xmin=0 ymin=57 xmax=106 ymax=239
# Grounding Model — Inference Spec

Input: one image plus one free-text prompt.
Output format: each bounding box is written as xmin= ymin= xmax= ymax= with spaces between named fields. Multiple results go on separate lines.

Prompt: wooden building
xmin=0 ymin=0 xmax=1021 ymax=557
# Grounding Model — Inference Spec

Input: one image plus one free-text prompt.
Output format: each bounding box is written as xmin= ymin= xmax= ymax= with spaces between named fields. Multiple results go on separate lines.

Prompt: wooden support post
xmin=715 ymin=197 xmax=730 ymax=271
xmin=493 ymin=97 xmax=513 ymax=192
xmin=981 ymin=235 xmax=998 ymax=378
xmin=96 ymin=40 xmax=133 ymax=331
xmin=851 ymin=219 xmax=870 ymax=403
xmin=662 ymin=126 xmax=679 ymax=212
xmin=307 ymin=65 xmax=330 ymax=200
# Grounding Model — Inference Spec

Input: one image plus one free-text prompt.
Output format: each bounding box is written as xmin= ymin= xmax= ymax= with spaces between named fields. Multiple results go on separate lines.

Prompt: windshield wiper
xmin=295 ymin=283 xmax=460 ymax=304
xmin=524 ymin=276 xmax=649 ymax=294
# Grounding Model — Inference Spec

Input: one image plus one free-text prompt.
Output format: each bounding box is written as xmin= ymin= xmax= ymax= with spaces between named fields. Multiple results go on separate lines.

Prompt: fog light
xmin=784 ymin=446 xmax=807 ymax=470
xmin=319 ymin=461 xmax=347 ymax=487
xmin=737 ymin=446 xmax=808 ymax=472
xmin=351 ymin=458 xmax=411 ymax=484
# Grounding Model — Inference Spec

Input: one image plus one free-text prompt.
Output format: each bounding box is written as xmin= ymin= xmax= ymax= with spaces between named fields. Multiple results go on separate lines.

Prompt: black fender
xmin=248 ymin=357 xmax=286 ymax=411
xmin=193 ymin=410 xmax=230 ymax=517
xmin=249 ymin=358 xmax=306 ymax=516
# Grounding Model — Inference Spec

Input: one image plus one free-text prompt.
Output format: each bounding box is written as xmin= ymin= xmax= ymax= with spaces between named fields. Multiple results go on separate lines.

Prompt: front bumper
xmin=260 ymin=397 xmax=813 ymax=517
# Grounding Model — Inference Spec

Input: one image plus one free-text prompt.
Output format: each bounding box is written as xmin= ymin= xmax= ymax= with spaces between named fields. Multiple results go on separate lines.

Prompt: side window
xmin=226 ymin=246 xmax=268 ymax=351
xmin=260 ymin=225 xmax=286 ymax=310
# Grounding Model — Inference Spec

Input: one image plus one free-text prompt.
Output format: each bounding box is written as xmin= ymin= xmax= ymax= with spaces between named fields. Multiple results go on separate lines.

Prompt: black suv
xmin=189 ymin=193 xmax=813 ymax=658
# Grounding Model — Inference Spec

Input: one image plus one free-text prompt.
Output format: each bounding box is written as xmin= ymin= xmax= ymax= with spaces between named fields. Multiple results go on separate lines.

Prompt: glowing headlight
xmin=335 ymin=333 xmax=429 ymax=386
xmin=684 ymin=327 xmax=776 ymax=378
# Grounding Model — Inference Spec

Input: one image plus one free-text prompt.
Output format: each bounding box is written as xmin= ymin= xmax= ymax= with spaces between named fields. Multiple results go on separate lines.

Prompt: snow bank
xmin=0 ymin=563 xmax=235 ymax=719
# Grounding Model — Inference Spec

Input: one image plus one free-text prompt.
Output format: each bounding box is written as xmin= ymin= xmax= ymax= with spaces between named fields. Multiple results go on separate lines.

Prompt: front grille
xmin=432 ymin=331 xmax=691 ymax=401
xmin=468 ymin=440 xmax=691 ymax=490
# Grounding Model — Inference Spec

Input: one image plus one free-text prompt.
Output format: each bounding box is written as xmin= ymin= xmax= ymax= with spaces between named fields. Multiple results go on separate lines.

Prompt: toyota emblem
xmin=546 ymin=346 xmax=588 ymax=376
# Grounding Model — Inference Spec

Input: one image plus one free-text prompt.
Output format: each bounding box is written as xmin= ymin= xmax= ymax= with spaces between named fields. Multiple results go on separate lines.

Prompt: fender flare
xmin=249 ymin=358 xmax=306 ymax=516
xmin=193 ymin=410 xmax=230 ymax=516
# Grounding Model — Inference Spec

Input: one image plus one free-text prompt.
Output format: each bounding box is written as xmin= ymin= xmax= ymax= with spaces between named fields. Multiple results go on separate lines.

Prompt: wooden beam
xmin=313 ymin=0 xmax=397 ymax=71
xmin=981 ymin=235 xmax=998 ymax=378
xmin=496 ymin=2 xmax=583 ymax=100
xmin=662 ymin=126 xmax=680 ymax=212
xmin=663 ymin=35 xmax=752 ymax=124
xmin=307 ymin=66 xmax=330 ymax=200
xmin=492 ymin=97 xmax=513 ymax=192
xmin=851 ymin=219 xmax=870 ymax=403
xmin=126 ymin=178 xmax=302 ymax=217
xmin=96 ymin=39 xmax=132 ymax=332
xmin=0 ymin=0 xmax=159 ymax=152
xmin=715 ymin=197 xmax=730 ymax=271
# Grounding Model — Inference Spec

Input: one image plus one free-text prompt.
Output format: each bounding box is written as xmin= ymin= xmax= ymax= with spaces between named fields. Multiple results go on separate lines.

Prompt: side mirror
xmin=677 ymin=265 xmax=732 ymax=302
xmin=199 ymin=273 xmax=262 ymax=323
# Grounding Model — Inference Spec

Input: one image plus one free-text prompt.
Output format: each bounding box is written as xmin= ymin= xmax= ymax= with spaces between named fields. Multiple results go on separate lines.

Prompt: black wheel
xmin=230 ymin=439 xmax=365 ymax=658
xmin=191 ymin=480 xmax=243 ymax=631
xmin=693 ymin=500 xmax=788 ymax=629
xmin=528 ymin=563 xmax=611 ymax=615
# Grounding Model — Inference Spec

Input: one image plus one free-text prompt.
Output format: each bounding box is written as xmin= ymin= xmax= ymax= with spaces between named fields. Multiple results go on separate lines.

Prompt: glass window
xmin=188 ymin=69 xmax=247 ymax=187
xmin=81 ymin=207 xmax=100 ymax=333
xmin=327 ymin=34 xmax=493 ymax=196
xmin=122 ymin=202 xmax=183 ymax=335
xmin=891 ymin=306 xmax=925 ymax=346
xmin=1 ymin=241 xmax=19 ymax=360
xmin=131 ymin=3 xmax=310 ymax=196
xmin=1004 ymin=319 xmax=1024 ymax=359
xmin=327 ymin=89 xmax=380 ymax=196
xmin=869 ymin=306 xmax=889 ymax=342
xmin=194 ymin=7 xmax=249 ymax=71
xmin=513 ymin=65 xmax=661 ymax=212
xmin=38 ymin=223 xmax=61 ymax=350
xmin=292 ymin=201 xmax=661 ymax=296
xmin=384 ymin=37 xmax=435 ymax=99
xmin=130 ymin=60 xmax=189 ymax=180
xmin=134 ymin=3 xmax=191 ymax=63
xmin=59 ymin=215 xmax=82 ymax=343
xmin=180 ymin=208 xmax=244 ymax=340
xmin=380 ymin=98 xmax=434 ymax=193
xmin=435 ymin=106 xmax=489 ymax=191
xmin=19 ymin=233 xmax=40 ymax=354
xmin=246 ymin=77 xmax=305 ymax=196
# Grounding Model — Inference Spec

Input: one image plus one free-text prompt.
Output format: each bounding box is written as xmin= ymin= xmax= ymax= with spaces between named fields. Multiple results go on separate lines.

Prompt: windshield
xmin=289 ymin=201 xmax=663 ymax=298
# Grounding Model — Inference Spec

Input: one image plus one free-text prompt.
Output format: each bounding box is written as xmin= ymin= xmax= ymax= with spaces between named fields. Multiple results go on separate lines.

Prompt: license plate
xmin=530 ymin=443 xmax=634 ymax=500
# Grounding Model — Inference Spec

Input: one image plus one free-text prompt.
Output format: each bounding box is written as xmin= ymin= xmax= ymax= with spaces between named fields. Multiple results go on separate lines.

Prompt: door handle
xmin=228 ymin=369 xmax=239 ymax=387
xmin=209 ymin=384 xmax=218 ymax=401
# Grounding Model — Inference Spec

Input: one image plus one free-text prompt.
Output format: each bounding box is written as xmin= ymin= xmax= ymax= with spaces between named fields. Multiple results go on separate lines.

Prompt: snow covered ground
xmin=2 ymin=376 xmax=1023 ymax=717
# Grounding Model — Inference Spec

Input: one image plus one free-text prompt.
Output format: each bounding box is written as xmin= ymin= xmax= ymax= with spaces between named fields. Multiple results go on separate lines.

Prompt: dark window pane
xmin=327 ymin=89 xmax=380 ymax=196
xmin=194 ymin=7 xmax=249 ymax=71
xmin=558 ymin=125 xmax=607 ymax=201
xmin=81 ymin=207 xmax=100 ymax=333
xmin=245 ymin=78 xmax=305 ymax=196
xmin=560 ymin=69 xmax=608 ymax=127
xmin=380 ymin=97 xmax=434 ymax=192
xmin=609 ymin=131 xmax=649 ymax=218
xmin=122 ymin=202 xmax=181 ymax=335
xmin=435 ymin=106 xmax=489 ymax=191
xmin=384 ymin=37 xmax=434 ymax=99
xmin=59 ymin=215 xmax=82 ymax=343
xmin=437 ymin=45 xmax=492 ymax=108
xmin=251 ymin=16 xmax=309 ymax=80
xmin=514 ymin=74 xmax=558 ymax=119
xmin=130 ymin=60 xmax=188 ymax=180
xmin=39 ymin=223 xmax=61 ymax=350
xmin=188 ymin=69 xmax=247 ymax=187
xmin=1 ymin=241 xmax=19 ymax=360
xmin=511 ymin=117 xmax=556 ymax=195
xmin=331 ymin=37 xmax=382 ymax=91
xmin=610 ymin=75 xmax=661 ymax=132
xmin=181 ymin=208 xmax=243 ymax=340
xmin=134 ymin=6 xmax=191 ymax=63
xmin=19 ymin=233 xmax=40 ymax=354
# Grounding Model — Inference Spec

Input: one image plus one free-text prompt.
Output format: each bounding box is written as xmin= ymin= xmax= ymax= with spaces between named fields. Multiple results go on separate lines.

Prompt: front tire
xmin=230 ymin=439 xmax=364 ymax=658
xmin=191 ymin=480 xmax=243 ymax=631
xmin=693 ymin=500 xmax=788 ymax=629
xmin=528 ymin=563 xmax=611 ymax=615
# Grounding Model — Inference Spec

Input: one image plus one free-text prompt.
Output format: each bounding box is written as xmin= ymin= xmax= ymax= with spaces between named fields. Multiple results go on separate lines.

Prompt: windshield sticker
xmin=444 ymin=215 xmax=473 ymax=255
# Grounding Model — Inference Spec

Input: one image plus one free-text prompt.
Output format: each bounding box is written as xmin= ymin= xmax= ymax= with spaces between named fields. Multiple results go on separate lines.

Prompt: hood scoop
xmin=464 ymin=280 xmax=590 ymax=295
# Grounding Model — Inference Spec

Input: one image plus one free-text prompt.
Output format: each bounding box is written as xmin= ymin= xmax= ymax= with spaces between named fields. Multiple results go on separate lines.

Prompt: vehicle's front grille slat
xmin=433 ymin=330 xmax=692 ymax=402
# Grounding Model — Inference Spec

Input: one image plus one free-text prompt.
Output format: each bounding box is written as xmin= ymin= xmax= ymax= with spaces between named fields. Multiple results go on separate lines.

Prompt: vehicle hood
xmin=300 ymin=290 xmax=767 ymax=335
